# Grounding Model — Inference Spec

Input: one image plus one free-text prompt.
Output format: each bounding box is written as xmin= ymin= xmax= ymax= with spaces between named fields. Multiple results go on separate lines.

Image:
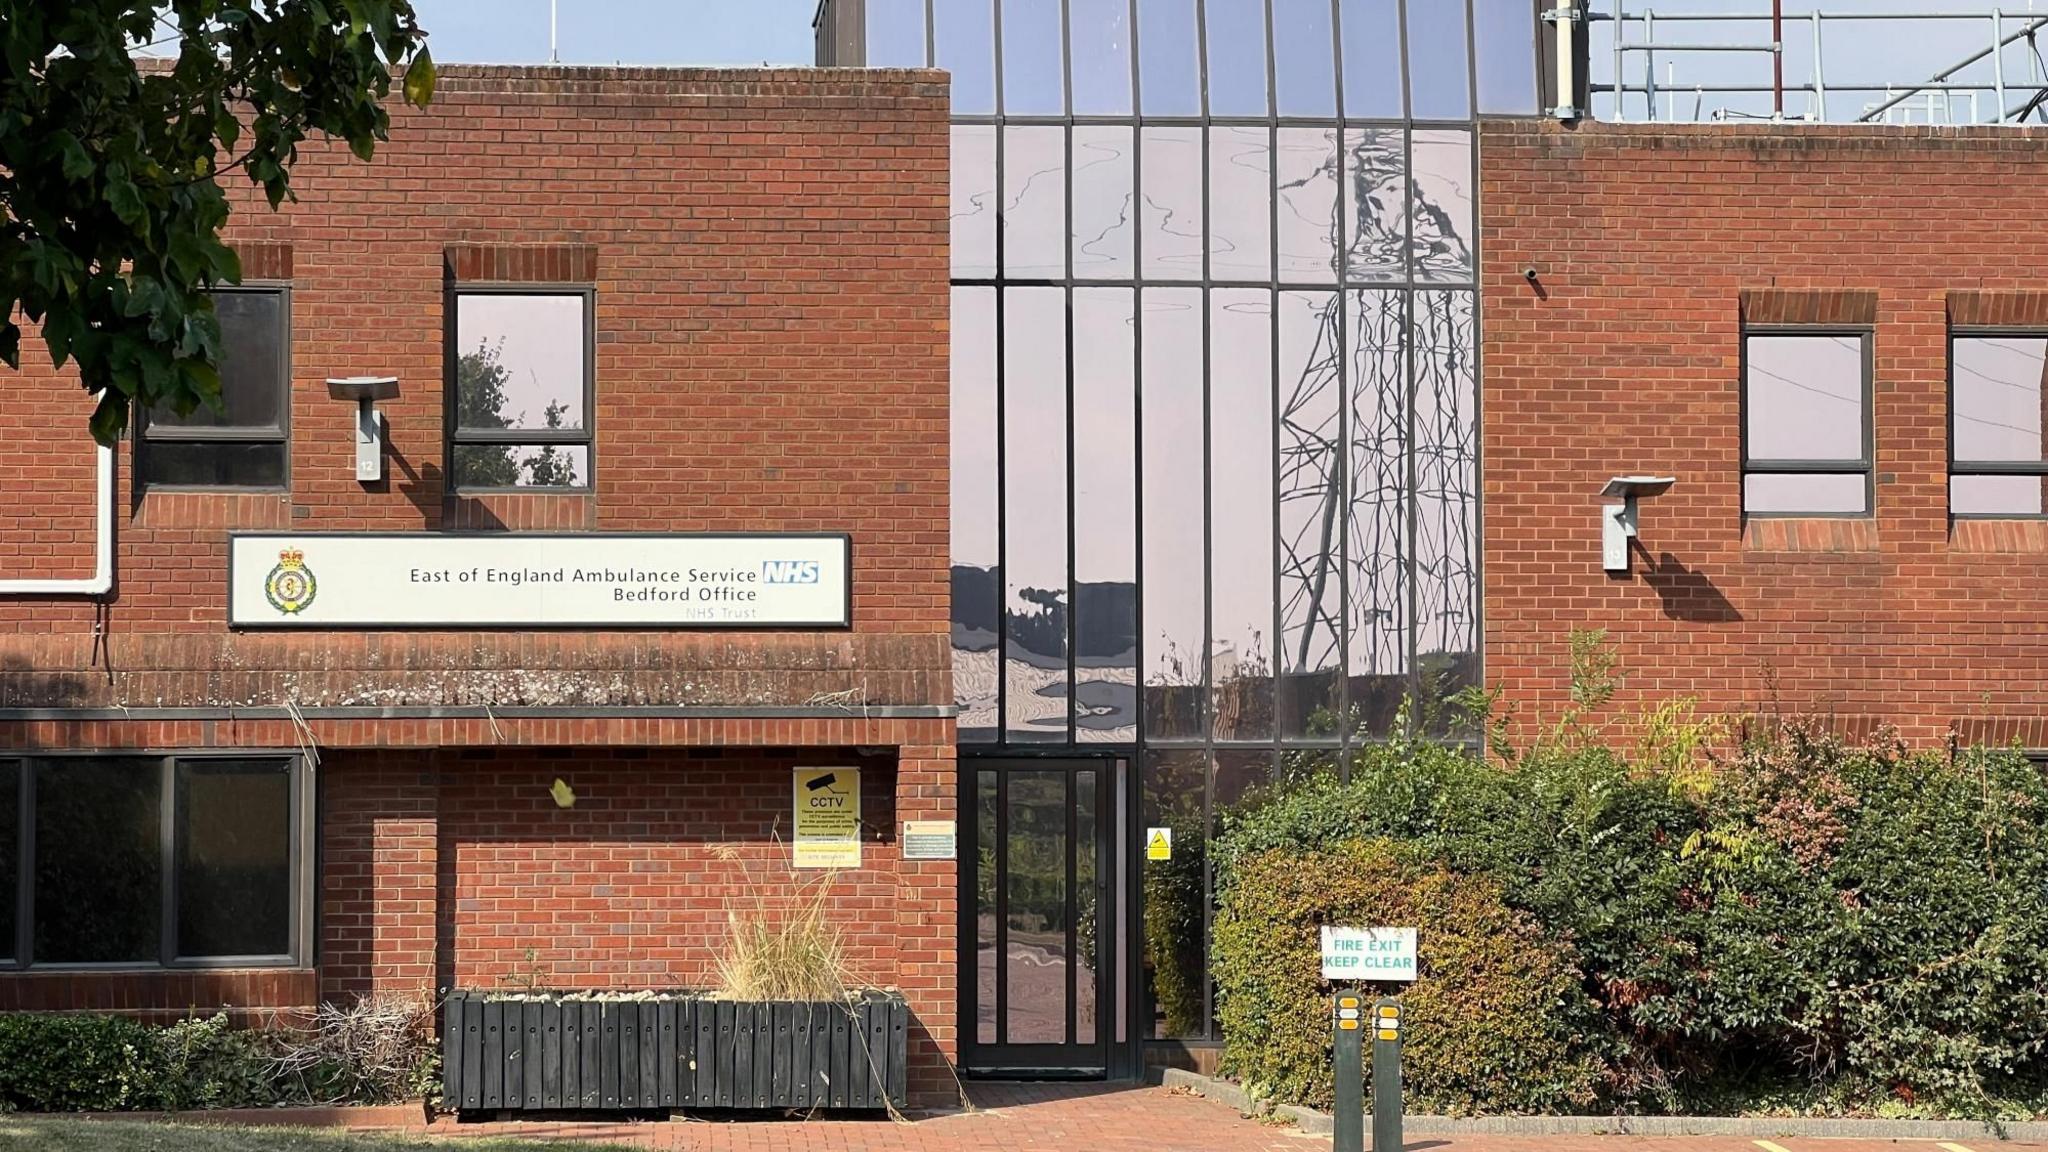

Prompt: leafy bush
xmin=0 ymin=1014 xmax=160 ymax=1112
xmin=1213 ymin=644 xmax=2048 ymax=1116
xmin=1214 ymin=839 xmax=1598 ymax=1113
xmin=0 ymin=998 xmax=441 ymax=1113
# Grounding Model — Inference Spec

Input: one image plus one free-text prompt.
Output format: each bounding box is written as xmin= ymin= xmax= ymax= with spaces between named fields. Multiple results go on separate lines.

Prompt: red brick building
xmin=1481 ymin=120 xmax=2048 ymax=745
xmin=0 ymin=66 xmax=959 ymax=1101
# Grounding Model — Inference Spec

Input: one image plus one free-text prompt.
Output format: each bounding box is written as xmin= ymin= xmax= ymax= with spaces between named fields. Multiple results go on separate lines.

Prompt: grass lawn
xmin=0 ymin=1116 xmax=639 ymax=1152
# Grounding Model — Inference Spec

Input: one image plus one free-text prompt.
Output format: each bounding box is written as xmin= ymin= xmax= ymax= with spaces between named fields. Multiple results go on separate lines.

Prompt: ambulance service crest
xmin=264 ymin=548 xmax=318 ymax=615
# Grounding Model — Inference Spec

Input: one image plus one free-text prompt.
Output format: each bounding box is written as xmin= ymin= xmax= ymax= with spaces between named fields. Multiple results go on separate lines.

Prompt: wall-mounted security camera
xmin=1600 ymin=475 xmax=1677 ymax=574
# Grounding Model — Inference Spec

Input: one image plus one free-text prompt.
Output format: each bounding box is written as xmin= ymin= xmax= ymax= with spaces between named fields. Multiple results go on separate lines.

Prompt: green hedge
xmin=1212 ymin=724 xmax=2048 ymax=1117
xmin=1215 ymin=839 xmax=1597 ymax=1113
xmin=0 ymin=1014 xmax=282 ymax=1112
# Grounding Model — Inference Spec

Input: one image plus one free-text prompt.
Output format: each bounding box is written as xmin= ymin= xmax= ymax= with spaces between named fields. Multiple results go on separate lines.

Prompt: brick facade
xmin=0 ymin=67 xmax=958 ymax=1103
xmin=1481 ymin=120 xmax=2048 ymax=745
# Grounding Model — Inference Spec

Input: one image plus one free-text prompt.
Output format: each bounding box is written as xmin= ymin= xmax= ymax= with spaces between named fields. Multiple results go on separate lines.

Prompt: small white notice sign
xmin=902 ymin=820 xmax=957 ymax=860
xmin=1321 ymin=926 xmax=1418 ymax=982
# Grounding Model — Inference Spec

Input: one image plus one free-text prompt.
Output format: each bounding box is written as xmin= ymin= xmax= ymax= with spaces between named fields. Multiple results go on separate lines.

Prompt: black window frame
xmin=135 ymin=283 xmax=293 ymax=492
xmin=1740 ymin=326 xmax=1876 ymax=519
xmin=444 ymin=283 xmax=598 ymax=493
xmin=1949 ymin=328 xmax=2048 ymax=521
xmin=0 ymin=752 xmax=312 ymax=971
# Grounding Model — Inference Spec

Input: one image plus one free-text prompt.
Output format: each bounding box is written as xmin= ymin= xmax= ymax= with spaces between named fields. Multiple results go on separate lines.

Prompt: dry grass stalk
xmin=711 ymin=842 xmax=853 ymax=1002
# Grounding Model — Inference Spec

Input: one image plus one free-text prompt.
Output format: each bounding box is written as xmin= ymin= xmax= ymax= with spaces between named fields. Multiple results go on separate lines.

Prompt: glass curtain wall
xmin=886 ymin=0 xmax=1538 ymax=1043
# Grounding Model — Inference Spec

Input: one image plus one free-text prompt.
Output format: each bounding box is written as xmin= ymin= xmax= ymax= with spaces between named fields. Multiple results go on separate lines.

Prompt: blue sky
xmin=410 ymin=0 xmax=819 ymax=66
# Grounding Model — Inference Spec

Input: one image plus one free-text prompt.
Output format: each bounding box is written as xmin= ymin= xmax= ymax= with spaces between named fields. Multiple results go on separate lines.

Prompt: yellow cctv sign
xmin=793 ymin=767 xmax=861 ymax=869
xmin=1146 ymin=826 xmax=1173 ymax=861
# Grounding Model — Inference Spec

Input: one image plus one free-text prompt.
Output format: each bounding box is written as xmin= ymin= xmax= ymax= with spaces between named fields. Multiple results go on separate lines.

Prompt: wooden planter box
xmin=440 ymin=990 xmax=909 ymax=1115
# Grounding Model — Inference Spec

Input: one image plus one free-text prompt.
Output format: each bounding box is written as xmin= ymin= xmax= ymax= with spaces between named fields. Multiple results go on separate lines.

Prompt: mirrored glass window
xmin=1412 ymin=128 xmax=1474 ymax=283
xmin=1210 ymin=289 xmax=1275 ymax=741
xmin=1347 ymin=289 xmax=1408 ymax=737
xmin=1142 ymin=289 xmax=1207 ymax=741
xmin=1407 ymin=0 xmax=1472 ymax=120
xmin=1075 ymin=289 xmax=1139 ymax=743
xmin=935 ymin=0 xmax=997 ymax=113
xmin=1205 ymin=0 xmax=1270 ymax=116
xmin=1277 ymin=291 xmax=1344 ymax=738
xmin=865 ymin=0 xmax=926 ymax=66
xmin=1339 ymin=0 xmax=1403 ymax=117
xmin=1141 ymin=127 xmax=1205 ymax=281
xmin=1474 ymin=0 xmax=1541 ymax=114
xmin=1138 ymin=0 xmax=1202 ymax=115
xmin=953 ymin=287 xmax=1001 ymax=739
xmin=1743 ymin=333 xmax=1871 ymax=516
xmin=1412 ymin=290 xmax=1479 ymax=725
xmin=1343 ymin=127 xmax=1406 ymax=282
xmin=1004 ymin=127 xmax=1068 ymax=279
xmin=1003 ymin=0 xmax=1066 ymax=114
xmin=1073 ymin=126 xmax=1136 ymax=281
xmin=1276 ymin=127 xmax=1340 ymax=283
xmin=1209 ymin=126 xmax=1270 ymax=282
xmin=1951 ymin=335 xmax=2048 ymax=517
xmin=1273 ymin=0 xmax=1338 ymax=117
xmin=1005 ymin=288 xmax=1071 ymax=741
xmin=1071 ymin=0 xmax=1134 ymax=115
xmin=953 ymin=125 xmax=998 ymax=279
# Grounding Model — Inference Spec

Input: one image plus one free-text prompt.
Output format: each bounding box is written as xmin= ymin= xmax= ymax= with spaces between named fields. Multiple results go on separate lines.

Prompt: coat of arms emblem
xmin=264 ymin=548 xmax=317 ymax=615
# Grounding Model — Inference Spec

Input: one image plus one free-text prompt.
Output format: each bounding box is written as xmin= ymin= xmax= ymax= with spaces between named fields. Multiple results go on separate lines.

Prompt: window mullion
xmin=161 ymin=756 xmax=177 ymax=967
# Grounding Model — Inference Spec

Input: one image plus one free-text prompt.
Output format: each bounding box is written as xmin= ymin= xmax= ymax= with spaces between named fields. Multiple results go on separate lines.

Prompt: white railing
xmin=1595 ymin=4 xmax=2048 ymax=125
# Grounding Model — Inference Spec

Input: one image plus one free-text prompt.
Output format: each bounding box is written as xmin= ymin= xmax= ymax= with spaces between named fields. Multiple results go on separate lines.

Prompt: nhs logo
xmin=762 ymin=560 xmax=821 ymax=585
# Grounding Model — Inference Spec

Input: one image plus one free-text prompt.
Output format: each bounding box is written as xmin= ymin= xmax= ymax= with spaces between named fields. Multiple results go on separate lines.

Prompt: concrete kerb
xmin=1157 ymin=1067 xmax=2048 ymax=1143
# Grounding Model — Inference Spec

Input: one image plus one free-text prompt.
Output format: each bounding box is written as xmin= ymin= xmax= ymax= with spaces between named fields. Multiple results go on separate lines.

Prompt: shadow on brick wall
xmin=1641 ymin=552 xmax=1742 ymax=623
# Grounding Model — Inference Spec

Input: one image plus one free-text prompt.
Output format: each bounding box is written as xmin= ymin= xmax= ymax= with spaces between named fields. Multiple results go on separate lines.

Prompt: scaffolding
xmin=1595 ymin=4 xmax=2048 ymax=125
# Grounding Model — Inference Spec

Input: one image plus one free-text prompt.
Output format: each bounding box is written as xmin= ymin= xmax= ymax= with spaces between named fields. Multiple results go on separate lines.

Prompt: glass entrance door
xmin=961 ymin=758 xmax=1114 ymax=1075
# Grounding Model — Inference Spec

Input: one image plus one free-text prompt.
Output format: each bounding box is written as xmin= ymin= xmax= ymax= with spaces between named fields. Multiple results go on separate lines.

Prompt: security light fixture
xmin=327 ymin=376 xmax=398 ymax=483
xmin=1600 ymin=476 xmax=1677 ymax=574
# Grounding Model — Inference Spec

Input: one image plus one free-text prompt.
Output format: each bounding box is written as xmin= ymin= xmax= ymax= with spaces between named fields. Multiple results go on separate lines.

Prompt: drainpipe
xmin=1546 ymin=1 xmax=1586 ymax=120
xmin=0 ymin=445 xmax=114 ymax=595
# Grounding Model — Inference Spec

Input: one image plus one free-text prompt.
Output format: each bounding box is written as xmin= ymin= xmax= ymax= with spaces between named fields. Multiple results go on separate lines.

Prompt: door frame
xmin=956 ymin=753 xmax=1124 ymax=1078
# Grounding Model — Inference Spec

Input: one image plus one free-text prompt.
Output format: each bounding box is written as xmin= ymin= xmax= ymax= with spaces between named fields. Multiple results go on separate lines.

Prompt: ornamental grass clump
xmin=711 ymin=844 xmax=853 ymax=1002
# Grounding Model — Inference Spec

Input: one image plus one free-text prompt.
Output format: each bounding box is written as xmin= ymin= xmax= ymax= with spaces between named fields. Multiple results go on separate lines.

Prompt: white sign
xmin=793 ymin=768 xmax=861 ymax=869
xmin=1321 ymin=926 xmax=1418 ymax=982
xmin=901 ymin=820 xmax=957 ymax=860
xmin=229 ymin=533 xmax=850 ymax=628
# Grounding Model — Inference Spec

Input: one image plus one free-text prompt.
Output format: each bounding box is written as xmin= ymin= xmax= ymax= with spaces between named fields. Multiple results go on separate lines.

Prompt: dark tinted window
xmin=140 ymin=289 xmax=289 ymax=488
xmin=0 ymin=762 xmax=15 ymax=961
xmin=34 ymin=758 xmax=162 ymax=964
xmin=176 ymin=761 xmax=292 ymax=958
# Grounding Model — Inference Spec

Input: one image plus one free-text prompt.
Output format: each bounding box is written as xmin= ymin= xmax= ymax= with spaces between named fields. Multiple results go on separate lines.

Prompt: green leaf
xmin=89 ymin=390 xmax=128 ymax=448
xmin=106 ymin=177 xmax=145 ymax=227
xmin=0 ymin=322 xmax=18 ymax=370
xmin=55 ymin=131 xmax=92 ymax=181
xmin=403 ymin=47 xmax=436 ymax=107
xmin=215 ymin=107 xmax=241 ymax=152
xmin=348 ymin=133 xmax=375 ymax=162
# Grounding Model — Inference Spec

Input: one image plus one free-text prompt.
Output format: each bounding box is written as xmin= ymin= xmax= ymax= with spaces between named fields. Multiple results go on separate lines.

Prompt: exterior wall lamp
xmin=327 ymin=376 xmax=399 ymax=483
xmin=1601 ymin=476 xmax=1676 ymax=573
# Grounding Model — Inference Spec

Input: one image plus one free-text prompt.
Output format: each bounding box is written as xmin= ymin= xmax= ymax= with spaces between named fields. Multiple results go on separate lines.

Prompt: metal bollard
xmin=1371 ymin=999 xmax=1403 ymax=1151
xmin=1332 ymin=992 xmax=1365 ymax=1152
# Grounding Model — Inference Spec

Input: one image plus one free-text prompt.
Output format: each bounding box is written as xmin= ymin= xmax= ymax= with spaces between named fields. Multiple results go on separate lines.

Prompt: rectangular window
xmin=1742 ymin=332 xmax=1873 ymax=516
xmin=138 ymin=288 xmax=289 ymax=489
xmin=1951 ymin=334 xmax=2048 ymax=517
xmin=448 ymin=289 xmax=593 ymax=491
xmin=2 ymin=755 xmax=304 ymax=969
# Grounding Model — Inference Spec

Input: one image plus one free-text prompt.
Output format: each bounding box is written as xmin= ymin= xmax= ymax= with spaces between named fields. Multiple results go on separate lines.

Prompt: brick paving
xmin=418 ymin=1082 xmax=2048 ymax=1152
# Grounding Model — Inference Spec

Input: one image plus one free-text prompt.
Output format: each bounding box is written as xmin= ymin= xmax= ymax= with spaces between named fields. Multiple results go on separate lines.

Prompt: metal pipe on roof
xmin=1774 ymin=0 xmax=1784 ymax=118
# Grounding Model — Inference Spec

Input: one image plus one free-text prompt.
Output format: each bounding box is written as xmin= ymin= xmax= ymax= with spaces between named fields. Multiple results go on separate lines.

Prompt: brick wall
xmin=0 ymin=68 xmax=960 ymax=1100
xmin=0 ymin=66 xmax=951 ymax=711
xmin=1481 ymin=120 xmax=2048 ymax=743
xmin=318 ymin=742 xmax=959 ymax=1104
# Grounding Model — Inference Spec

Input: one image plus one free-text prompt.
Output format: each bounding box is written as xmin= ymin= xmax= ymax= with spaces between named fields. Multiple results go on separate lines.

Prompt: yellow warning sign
xmin=793 ymin=767 xmax=861 ymax=869
xmin=1145 ymin=826 xmax=1173 ymax=861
